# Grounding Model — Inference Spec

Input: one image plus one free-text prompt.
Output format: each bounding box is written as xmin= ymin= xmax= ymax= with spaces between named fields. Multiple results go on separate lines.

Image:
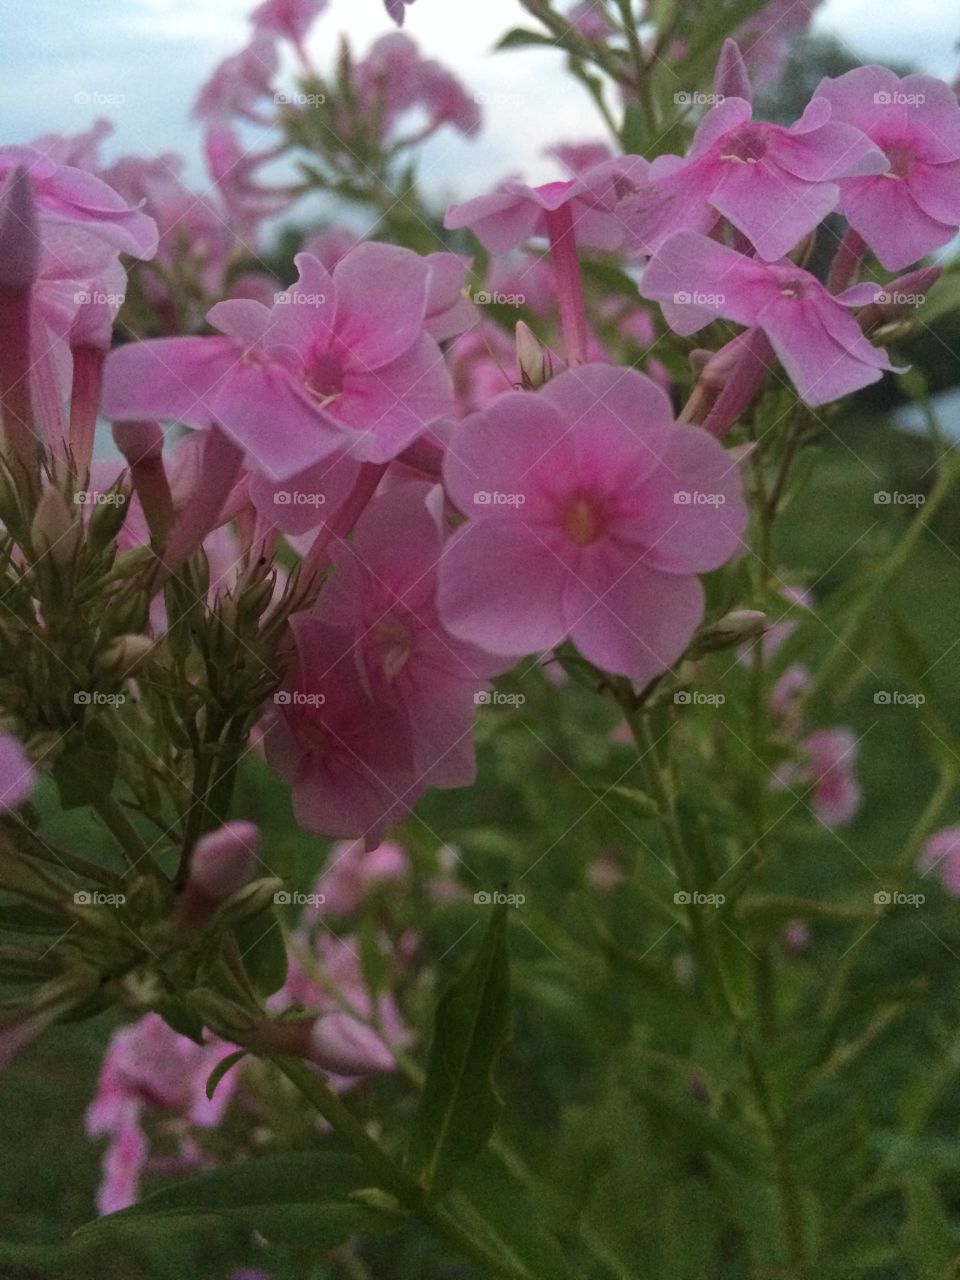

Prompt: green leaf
xmin=206 ymin=1049 xmax=247 ymax=1101
xmin=601 ymin=784 xmax=662 ymax=821
xmin=52 ymin=723 xmax=119 ymax=809
xmin=901 ymin=1177 xmax=957 ymax=1278
xmin=233 ymin=909 xmax=288 ymax=997
xmin=0 ymin=902 xmax=69 ymax=934
xmin=454 ymin=1152 xmax=569 ymax=1280
xmin=406 ymin=904 xmax=512 ymax=1197
xmin=495 ymin=27 xmax=564 ymax=51
xmin=75 ymin=1151 xmax=398 ymax=1250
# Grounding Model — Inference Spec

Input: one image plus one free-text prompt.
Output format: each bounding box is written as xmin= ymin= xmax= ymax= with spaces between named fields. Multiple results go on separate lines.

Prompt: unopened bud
xmin=87 ymin=487 xmax=130 ymax=550
xmin=691 ymin=609 xmax=767 ymax=655
xmin=515 ymin=320 xmax=552 ymax=390
xmin=308 ymin=1014 xmax=395 ymax=1075
xmin=183 ymin=821 xmax=261 ymax=917
xmin=31 ymin=486 xmax=81 ymax=571
xmin=98 ymin=633 xmax=154 ymax=676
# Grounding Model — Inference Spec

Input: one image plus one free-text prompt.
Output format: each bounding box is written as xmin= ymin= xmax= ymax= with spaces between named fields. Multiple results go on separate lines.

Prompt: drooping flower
xmin=102 ymin=244 xmax=453 ymax=484
xmin=251 ymin=0 xmax=328 ymax=44
xmin=619 ymin=94 xmax=886 ymax=261
xmin=315 ymin=482 xmax=506 ymax=789
xmin=264 ymin=618 xmax=420 ymax=844
xmin=813 ymin=66 xmax=960 ymax=270
xmin=192 ymin=32 xmax=279 ymax=125
xmin=641 ymin=230 xmax=902 ymax=405
xmin=437 ymin=364 xmax=747 ymax=684
xmin=384 ymin=0 xmax=416 ymax=27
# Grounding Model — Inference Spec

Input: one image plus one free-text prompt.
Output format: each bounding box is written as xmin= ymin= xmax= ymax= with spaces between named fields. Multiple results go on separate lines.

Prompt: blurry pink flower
xmin=86 ymin=1014 xmax=242 ymax=1213
xmin=0 ymin=147 xmax=157 ymax=259
xmin=769 ymin=663 xmax=812 ymax=718
xmin=567 ymin=1 xmax=615 ymax=41
xmin=193 ymin=33 xmax=279 ymax=124
xmin=437 ymin=364 xmax=747 ymax=684
xmin=203 ymin=126 xmax=296 ymax=238
xmin=310 ymin=839 xmax=409 ymax=917
xmin=445 ymin=156 xmax=649 ymax=254
xmin=264 ymin=618 xmax=420 ymax=844
xmin=641 ymin=230 xmax=902 ymax=405
xmin=735 ymin=0 xmax=822 ymax=91
xmin=30 ymin=119 xmax=114 ymax=170
xmin=251 ymin=0 xmax=327 ymax=43
xmin=777 ymin=727 xmax=861 ymax=828
xmin=102 ymin=244 xmax=453 ymax=482
xmin=620 ymin=95 xmax=886 ymax=261
xmin=348 ymin=34 xmax=479 ymax=143
xmin=0 ymin=732 xmax=34 ymax=812
xmin=920 ymin=826 xmax=960 ymax=895
xmin=179 ymin=821 xmax=262 ymax=925
xmin=814 ymin=66 xmax=960 ymax=270
xmin=316 ymin=482 xmax=504 ymax=788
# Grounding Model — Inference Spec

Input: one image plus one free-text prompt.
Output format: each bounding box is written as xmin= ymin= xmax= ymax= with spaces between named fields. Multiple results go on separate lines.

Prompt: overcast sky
xmin=6 ymin=0 xmax=957 ymax=207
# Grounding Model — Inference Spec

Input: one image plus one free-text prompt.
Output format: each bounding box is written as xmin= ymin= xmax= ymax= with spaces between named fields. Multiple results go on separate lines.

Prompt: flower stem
xmin=545 ymin=204 xmax=588 ymax=366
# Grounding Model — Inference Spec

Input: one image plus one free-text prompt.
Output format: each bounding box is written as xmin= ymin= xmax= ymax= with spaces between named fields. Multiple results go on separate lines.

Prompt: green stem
xmin=746 ymin=1048 xmax=806 ymax=1278
xmin=92 ymin=795 xmax=162 ymax=878
xmin=801 ymin=447 xmax=960 ymax=711
xmin=275 ymin=1059 xmax=536 ymax=1280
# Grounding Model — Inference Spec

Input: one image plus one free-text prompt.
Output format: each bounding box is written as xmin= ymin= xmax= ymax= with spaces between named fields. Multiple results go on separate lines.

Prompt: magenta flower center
xmin=879 ymin=139 xmax=913 ymax=179
xmin=372 ymin=615 xmax=413 ymax=682
xmin=305 ymin=348 xmax=345 ymax=406
xmin=720 ymin=125 xmax=769 ymax=165
xmin=561 ymin=493 xmax=608 ymax=546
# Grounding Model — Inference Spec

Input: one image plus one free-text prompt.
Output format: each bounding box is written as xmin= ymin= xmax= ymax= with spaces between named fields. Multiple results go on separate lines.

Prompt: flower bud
xmin=307 ymin=1013 xmax=395 ymax=1076
xmin=30 ymin=486 xmax=82 ymax=572
xmin=515 ymin=320 xmax=552 ymax=390
xmin=689 ymin=609 xmax=766 ymax=656
xmin=178 ymin=821 xmax=261 ymax=928
xmin=97 ymin=633 xmax=155 ymax=677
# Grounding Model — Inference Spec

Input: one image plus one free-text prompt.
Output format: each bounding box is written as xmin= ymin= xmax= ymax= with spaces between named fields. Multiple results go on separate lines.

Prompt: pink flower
xmin=567 ymin=1 xmax=615 ymax=41
xmin=315 ymin=482 xmax=505 ymax=788
xmin=641 ymin=230 xmax=901 ymax=405
xmin=203 ymin=126 xmax=296 ymax=238
xmin=814 ymin=66 xmax=960 ymax=270
xmin=251 ymin=0 xmax=327 ymax=43
xmin=437 ymin=364 xmax=747 ymax=683
xmin=620 ymin=95 xmax=886 ymax=261
xmin=346 ymin=34 xmax=479 ymax=144
xmin=920 ymin=826 xmax=960 ymax=896
xmin=264 ymin=618 xmax=420 ymax=844
xmin=0 ymin=732 xmax=34 ymax=812
xmin=735 ymin=0 xmax=821 ymax=91
xmin=193 ymin=33 xmax=279 ymax=124
xmin=777 ymin=727 xmax=861 ymax=828
xmin=310 ymin=839 xmax=409 ymax=916
xmin=102 ymin=244 xmax=453 ymax=483
xmin=86 ymin=1014 xmax=242 ymax=1213
xmin=445 ymin=156 xmax=649 ymax=254
xmin=0 ymin=146 xmax=157 ymax=259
